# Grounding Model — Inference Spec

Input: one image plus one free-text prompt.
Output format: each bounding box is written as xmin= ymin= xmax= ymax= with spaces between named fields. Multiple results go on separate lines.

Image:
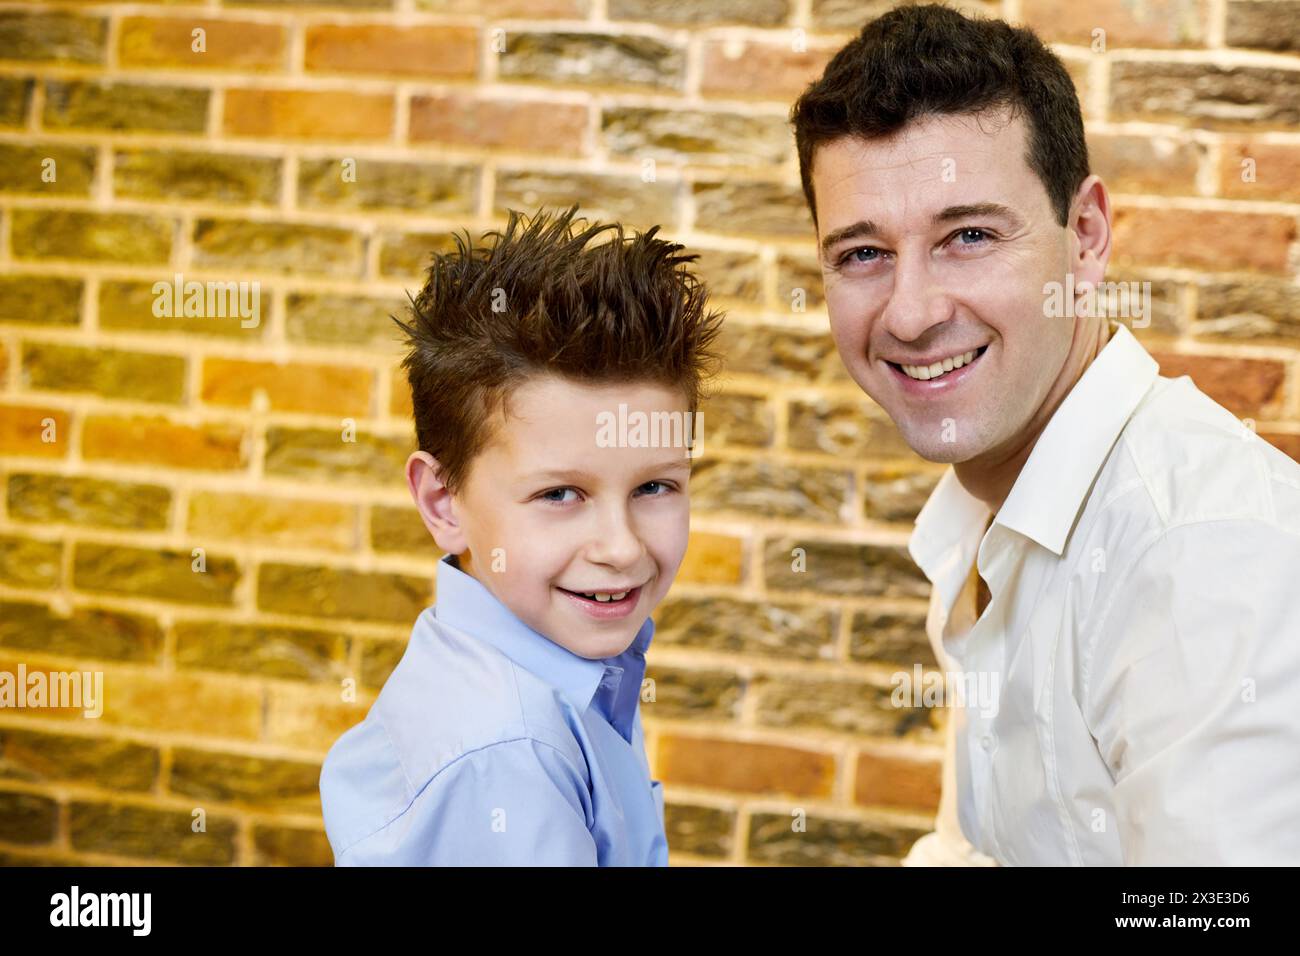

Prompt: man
xmin=791 ymin=3 xmax=1300 ymax=864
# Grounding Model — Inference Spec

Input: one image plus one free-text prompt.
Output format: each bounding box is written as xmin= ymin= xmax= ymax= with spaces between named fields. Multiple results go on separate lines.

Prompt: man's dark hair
xmin=393 ymin=205 xmax=725 ymax=495
xmin=790 ymin=2 xmax=1089 ymax=229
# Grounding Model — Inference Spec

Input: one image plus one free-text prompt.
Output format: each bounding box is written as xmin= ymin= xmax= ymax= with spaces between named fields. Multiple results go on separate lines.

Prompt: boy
xmin=319 ymin=205 xmax=724 ymax=865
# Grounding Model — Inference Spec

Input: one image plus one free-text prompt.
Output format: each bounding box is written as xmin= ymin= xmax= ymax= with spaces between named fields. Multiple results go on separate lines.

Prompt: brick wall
xmin=0 ymin=0 xmax=1297 ymax=866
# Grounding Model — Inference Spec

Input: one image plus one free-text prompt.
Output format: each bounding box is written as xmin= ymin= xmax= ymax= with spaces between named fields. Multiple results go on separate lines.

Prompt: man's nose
xmin=876 ymin=249 xmax=955 ymax=344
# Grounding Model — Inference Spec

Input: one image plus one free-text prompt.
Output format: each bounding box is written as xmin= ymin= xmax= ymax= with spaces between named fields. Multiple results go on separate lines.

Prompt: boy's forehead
xmin=490 ymin=374 xmax=691 ymax=451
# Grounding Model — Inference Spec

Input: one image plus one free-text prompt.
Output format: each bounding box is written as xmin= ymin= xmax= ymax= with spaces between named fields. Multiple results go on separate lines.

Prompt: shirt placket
xmin=963 ymin=537 xmax=1012 ymax=860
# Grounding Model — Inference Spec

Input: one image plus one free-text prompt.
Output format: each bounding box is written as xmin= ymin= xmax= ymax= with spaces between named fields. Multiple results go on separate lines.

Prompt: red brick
xmin=1150 ymin=351 xmax=1287 ymax=417
xmin=853 ymin=750 xmax=941 ymax=812
xmin=700 ymin=39 xmax=833 ymax=100
xmin=1111 ymin=206 xmax=1296 ymax=274
xmin=1020 ymin=0 xmax=1209 ymax=49
xmin=1219 ymin=138 xmax=1300 ymax=202
xmin=409 ymin=94 xmax=588 ymax=155
xmin=1261 ymin=431 xmax=1300 ymax=464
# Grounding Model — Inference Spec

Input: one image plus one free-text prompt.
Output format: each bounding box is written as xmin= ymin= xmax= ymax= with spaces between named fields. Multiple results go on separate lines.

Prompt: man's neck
xmin=955 ymin=318 xmax=1113 ymax=515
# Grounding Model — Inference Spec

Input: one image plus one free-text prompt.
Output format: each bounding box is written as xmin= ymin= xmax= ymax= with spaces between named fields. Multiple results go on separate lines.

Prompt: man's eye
xmin=840 ymin=246 xmax=881 ymax=266
xmin=539 ymin=487 xmax=579 ymax=503
xmin=954 ymin=227 xmax=993 ymax=245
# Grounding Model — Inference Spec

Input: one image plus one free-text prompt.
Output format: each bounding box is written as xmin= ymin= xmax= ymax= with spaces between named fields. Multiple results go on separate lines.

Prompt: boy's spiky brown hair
xmin=393 ymin=205 xmax=726 ymax=495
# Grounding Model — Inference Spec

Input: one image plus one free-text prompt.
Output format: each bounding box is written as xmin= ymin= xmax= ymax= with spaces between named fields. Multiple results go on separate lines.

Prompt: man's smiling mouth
xmin=887 ymin=344 xmax=989 ymax=382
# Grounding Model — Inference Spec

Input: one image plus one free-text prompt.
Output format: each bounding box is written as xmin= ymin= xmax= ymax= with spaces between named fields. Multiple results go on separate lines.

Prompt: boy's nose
xmin=586 ymin=507 xmax=646 ymax=569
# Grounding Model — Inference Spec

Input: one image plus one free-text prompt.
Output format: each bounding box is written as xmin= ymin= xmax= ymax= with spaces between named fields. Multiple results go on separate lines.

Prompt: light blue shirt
xmin=319 ymin=553 xmax=668 ymax=866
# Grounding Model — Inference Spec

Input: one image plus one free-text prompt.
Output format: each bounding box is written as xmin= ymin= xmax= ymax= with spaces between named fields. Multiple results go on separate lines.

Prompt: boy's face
xmin=414 ymin=374 xmax=694 ymax=660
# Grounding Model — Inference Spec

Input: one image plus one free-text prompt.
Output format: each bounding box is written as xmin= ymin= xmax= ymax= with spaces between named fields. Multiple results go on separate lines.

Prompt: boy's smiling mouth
xmin=556 ymin=584 xmax=646 ymax=619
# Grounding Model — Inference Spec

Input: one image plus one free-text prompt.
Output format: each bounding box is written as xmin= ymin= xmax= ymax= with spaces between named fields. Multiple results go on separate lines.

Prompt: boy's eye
xmin=636 ymin=481 xmax=676 ymax=497
xmin=539 ymin=487 xmax=580 ymax=504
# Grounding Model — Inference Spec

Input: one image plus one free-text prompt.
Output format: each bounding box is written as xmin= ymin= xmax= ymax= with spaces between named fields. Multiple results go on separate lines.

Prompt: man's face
xmin=450 ymin=375 xmax=693 ymax=660
xmin=812 ymin=110 xmax=1077 ymax=463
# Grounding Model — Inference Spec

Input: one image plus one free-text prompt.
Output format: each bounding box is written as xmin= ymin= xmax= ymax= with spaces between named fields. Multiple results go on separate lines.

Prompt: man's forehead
xmin=815 ymin=114 xmax=1026 ymax=182
xmin=811 ymin=116 xmax=1035 ymax=234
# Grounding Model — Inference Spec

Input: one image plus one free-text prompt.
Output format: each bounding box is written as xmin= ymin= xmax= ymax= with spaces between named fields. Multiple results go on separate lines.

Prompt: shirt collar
xmin=909 ymin=321 xmax=1159 ymax=605
xmin=431 ymin=553 xmax=653 ymax=731
xmin=995 ymin=320 xmax=1158 ymax=555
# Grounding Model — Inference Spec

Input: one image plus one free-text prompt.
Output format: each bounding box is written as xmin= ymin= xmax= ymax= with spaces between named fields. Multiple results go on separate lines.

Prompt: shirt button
xmin=980 ymin=733 xmax=996 ymax=752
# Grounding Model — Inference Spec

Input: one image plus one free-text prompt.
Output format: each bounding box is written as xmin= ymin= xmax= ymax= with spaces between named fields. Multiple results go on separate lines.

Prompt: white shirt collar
xmin=909 ymin=321 xmax=1159 ymax=607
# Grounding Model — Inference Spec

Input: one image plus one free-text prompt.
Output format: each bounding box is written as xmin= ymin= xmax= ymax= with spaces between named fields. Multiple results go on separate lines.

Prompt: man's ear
xmin=1069 ymin=174 xmax=1113 ymax=292
xmin=406 ymin=451 xmax=467 ymax=554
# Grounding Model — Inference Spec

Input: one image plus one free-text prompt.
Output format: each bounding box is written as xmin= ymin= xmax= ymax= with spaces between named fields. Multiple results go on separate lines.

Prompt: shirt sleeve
xmin=901 ymin=704 xmax=1000 ymax=867
xmin=1085 ymin=518 xmax=1300 ymax=864
xmin=335 ymin=736 xmax=600 ymax=866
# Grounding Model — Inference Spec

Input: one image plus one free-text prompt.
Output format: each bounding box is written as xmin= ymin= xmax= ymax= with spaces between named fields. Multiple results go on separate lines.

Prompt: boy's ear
xmin=406 ymin=451 xmax=468 ymax=554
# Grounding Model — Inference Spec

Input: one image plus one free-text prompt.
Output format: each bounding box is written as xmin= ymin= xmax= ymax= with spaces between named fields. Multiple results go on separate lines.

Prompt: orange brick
xmin=200 ymin=357 xmax=373 ymax=416
xmin=389 ymin=371 xmax=413 ymax=418
xmin=676 ymin=531 xmax=745 ymax=585
xmin=409 ymin=94 xmax=588 ymax=155
xmin=700 ymin=39 xmax=834 ymax=101
xmin=187 ymin=491 xmax=357 ymax=551
xmin=265 ymin=683 xmax=372 ymax=751
xmin=1111 ymin=206 xmax=1296 ymax=275
xmin=1219 ymin=139 xmax=1300 ymax=203
xmin=305 ymin=24 xmax=477 ymax=79
xmin=0 ymin=658 xmax=90 ymax=718
xmin=224 ymin=89 xmax=394 ymax=141
xmin=656 ymin=734 xmax=835 ymax=798
xmin=853 ymin=750 xmax=941 ymax=813
xmin=83 ymin=415 xmax=246 ymax=470
xmin=98 ymin=668 xmax=263 ymax=741
xmin=119 ymin=16 xmax=286 ymax=71
xmin=0 ymin=403 xmax=71 ymax=458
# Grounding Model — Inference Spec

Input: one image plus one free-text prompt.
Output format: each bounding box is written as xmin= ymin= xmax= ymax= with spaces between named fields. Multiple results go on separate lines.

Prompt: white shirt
xmin=901 ymin=321 xmax=1300 ymax=865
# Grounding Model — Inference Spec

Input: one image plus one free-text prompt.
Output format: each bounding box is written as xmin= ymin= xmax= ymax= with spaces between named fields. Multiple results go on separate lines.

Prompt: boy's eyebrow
xmin=523 ymin=459 xmax=693 ymax=483
xmin=819 ymin=202 xmax=1027 ymax=258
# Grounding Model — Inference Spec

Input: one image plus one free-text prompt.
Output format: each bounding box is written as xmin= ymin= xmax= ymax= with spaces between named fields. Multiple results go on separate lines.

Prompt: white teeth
xmin=579 ymin=590 xmax=629 ymax=602
xmin=901 ymin=349 xmax=979 ymax=381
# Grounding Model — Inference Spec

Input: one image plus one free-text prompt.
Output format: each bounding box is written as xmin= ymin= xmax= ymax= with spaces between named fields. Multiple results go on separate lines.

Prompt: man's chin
xmin=896 ymin=426 xmax=984 ymax=465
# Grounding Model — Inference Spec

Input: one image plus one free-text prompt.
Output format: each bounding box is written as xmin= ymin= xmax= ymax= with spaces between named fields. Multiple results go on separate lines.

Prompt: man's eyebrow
xmin=819 ymin=202 xmax=1026 ymax=258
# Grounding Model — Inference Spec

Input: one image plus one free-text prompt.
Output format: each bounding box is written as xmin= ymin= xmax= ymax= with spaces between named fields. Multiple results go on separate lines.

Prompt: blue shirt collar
xmin=431 ymin=553 xmax=653 ymax=737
